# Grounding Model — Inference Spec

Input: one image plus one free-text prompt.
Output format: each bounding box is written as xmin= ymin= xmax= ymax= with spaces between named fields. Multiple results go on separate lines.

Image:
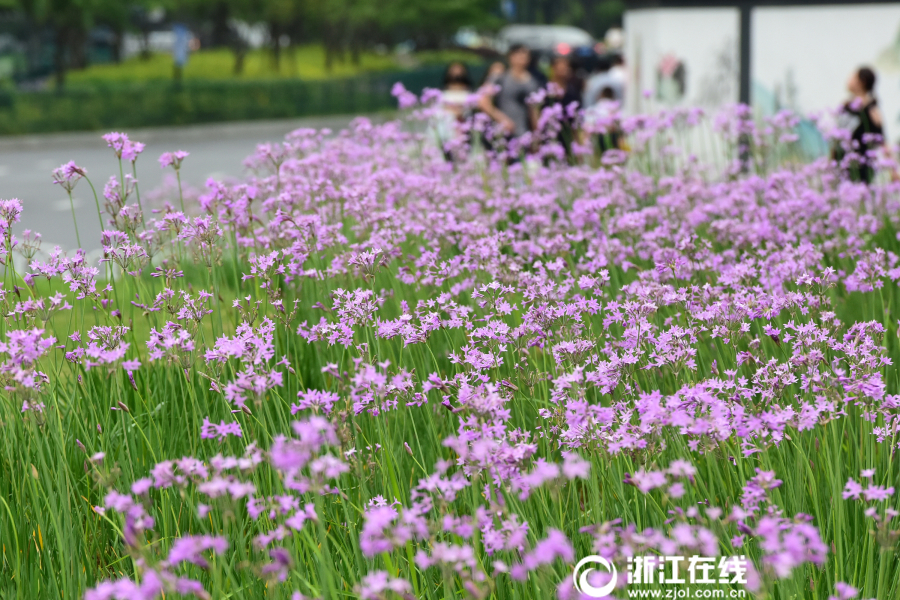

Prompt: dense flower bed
xmin=1 ymin=96 xmax=899 ymax=600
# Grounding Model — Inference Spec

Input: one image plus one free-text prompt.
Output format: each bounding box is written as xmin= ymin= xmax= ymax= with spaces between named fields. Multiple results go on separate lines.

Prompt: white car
xmin=496 ymin=25 xmax=595 ymax=58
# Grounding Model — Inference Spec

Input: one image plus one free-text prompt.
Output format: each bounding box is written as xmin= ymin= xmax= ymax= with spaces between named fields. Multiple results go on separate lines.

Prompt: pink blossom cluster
xmin=5 ymin=91 xmax=900 ymax=599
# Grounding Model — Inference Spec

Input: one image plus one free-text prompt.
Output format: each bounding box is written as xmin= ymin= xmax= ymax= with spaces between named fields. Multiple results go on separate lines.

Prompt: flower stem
xmin=67 ymin=190 xmax=81 ymax=248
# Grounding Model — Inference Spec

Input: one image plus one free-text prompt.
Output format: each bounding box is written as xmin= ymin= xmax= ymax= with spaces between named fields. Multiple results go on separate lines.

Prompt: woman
xmin=478 ymin=61 xmax=506 ymax=88
xmin=548 ymin=55 xmax=583 ymax=110
xmin=478 ymin=45 xmax=540 ymax=138
xmin=544 ymin=55 xmax=583 ymax=160
xmin=590 ymin=86 xmax=622 ymax=156
xmin=433 ymin=62 xmax=474 ymax=160
xmin=836 ymin=67 xmax=884 ymax=184
xmin=441 ymin=62 xmax=473 ymax=116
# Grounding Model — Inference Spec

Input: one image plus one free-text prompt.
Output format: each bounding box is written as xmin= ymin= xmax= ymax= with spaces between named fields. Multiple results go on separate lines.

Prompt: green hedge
xmin=0 ymin=65 xmax=485 ymax=135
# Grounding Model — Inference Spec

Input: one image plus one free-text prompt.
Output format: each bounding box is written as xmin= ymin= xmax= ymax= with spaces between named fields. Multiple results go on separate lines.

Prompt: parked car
xmin=496 ymin=25 xmax=594 ymax=60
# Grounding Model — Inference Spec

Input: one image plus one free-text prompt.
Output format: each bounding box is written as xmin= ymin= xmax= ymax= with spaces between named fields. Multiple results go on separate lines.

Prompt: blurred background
xmin=5 ymin=0 xmax=900 ymax=252
xmin=0 ymin=0 xmax=626 ymax=250
xmin=0 ymin=1 xmax=897 ymax=137
xmin=0 ymin=0 xmax=625 ymax=134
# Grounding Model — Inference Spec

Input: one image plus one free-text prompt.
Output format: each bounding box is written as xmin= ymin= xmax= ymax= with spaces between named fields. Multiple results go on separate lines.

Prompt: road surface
xmin=0 ymin=115 xmax=370 ymax=256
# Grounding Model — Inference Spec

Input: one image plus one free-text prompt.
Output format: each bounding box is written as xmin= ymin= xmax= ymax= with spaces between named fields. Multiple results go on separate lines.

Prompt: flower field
xmin=1 ymin=96 xmax=899 ymax=600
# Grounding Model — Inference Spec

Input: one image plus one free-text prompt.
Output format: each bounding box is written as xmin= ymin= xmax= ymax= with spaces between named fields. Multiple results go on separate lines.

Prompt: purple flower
xmin=830 ymin=582 xmax=859 ymax=600
xmin=159 ymin=150 xmax=189 ymax=170
xmin=102 ymin=132 xmax=129 ymax=157
xmin=122 ymin=140 xmax=145 ymax=163
xmin=0 ymin=198 xmax=22 ymax=231
xmin=200 ymin=417 xmax=243 ymax=440
xmin=627 ymin=469 xmax=669 ymax=494
xmin=359 ymin=504 xmax=401 ymax=556
xmin=356 ymin=570 xmax=412 ymax=600
xmin=84 ymin=574 xmax=162 ymax=600
xmin=862 ymin=485 xmax=894 ymax=502
xmin=843 ymin=478 xmax=864 ymax=500
xmin=131 ymin=478 xmax=153 ymax=496
xmin=390 ymin=82 xmax=417 ymax=109
xmin=0 ymin=328 xmax=56 ymax=390
xmin=561 ymin=452 xmax=590 ymax=479
xmin=521 ymin=529 xmax=574 ymax=571
xmin=52 ymin=161 xmax=87 ymax=192
xmin=166 ymin=535 xmax=228 ymax=568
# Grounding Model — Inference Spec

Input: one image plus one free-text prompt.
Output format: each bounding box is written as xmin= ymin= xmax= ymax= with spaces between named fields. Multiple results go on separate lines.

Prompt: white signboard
xmin=625 ymin=3 xmax=900 ymax=144
xmin=624 ymin=7 xmax=740 ymax=113
xmin=754 ymin=4 xmax=900 ymax=142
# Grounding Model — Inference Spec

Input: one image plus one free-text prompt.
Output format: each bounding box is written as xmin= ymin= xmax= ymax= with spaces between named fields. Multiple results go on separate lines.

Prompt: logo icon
xmin=573 ymin=555 xmax=618 ymax=598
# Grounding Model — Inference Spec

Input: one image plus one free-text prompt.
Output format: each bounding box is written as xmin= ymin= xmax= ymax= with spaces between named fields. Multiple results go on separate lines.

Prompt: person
xmin=591 ymin=86 xmax=622 ymax=155
xmin=527 ymin=51 xmax=549 ymax=88
xmin=548 ymin=55 xmax=582 ymax=109
xmin=440 ymin=62 xmax=473 ymax=120
xmin=478 ymin=44 xmax=540 ymax=138
xmin=583 ymin=56 xmax=622 ymax=108
xmin=608 ymin=54 xmax=627 ymax=99
xmin=432 ymin=62 xmax=474 ymax=159
xmin=835 ymin=66 xmax=884 ymax=184
xmin=478 ymin=60 xmax=506 ymax=88
xmin=544 ymin=55 xmax=583 ymax=159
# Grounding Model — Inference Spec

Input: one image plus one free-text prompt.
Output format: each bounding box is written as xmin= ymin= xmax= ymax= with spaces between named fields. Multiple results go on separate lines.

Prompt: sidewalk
xmin=0 ymin=112 xmax=393 ymax=252
xmin=0 ymin=112 xmax=393 ymax=152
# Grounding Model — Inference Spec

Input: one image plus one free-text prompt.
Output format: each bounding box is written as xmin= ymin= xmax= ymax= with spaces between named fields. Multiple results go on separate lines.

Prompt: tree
xmin=514 ymin=0 xmax=624 ymax=38
xmin=308 ymin=0 xmax=352 ymax=71
xmin=92 ymin=0 xmax=130 ymax=63
xmin=178 ymin=0 xmax=264 ymax=75
xmin=257 ymin=0 xmax=303 ymax=71
xmin=308 ymin=0 xmax=499 ymax=72
xmin=378 ymin=0 xmax=500 ymax=50
xmin=18 ymin=0 xmax=98 ymax=89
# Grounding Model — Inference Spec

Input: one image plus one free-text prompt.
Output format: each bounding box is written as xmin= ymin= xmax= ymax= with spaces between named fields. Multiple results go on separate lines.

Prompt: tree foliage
xmin=515 ymin=0 xmax=624 ymax=37
xmin=13 ymin=0 xmax=505 ymax=84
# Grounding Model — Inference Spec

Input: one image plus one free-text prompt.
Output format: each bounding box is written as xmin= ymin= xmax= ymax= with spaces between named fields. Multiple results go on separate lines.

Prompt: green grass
xmin=1 ymin=134 xmax=899 ymax=600
xmin=0 ymin=76 xmax=400 ymax=135
xmin=0 ymin=46 xmax=486 ymax=135
xmin=66 ymin=46 xmax=482 ymax=84
xmin=1 ymin=238 xmax=896 ymax=600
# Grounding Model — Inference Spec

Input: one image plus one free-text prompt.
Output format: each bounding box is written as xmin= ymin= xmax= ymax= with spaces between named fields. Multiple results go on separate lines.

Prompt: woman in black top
xmin=836 ymin=67 xmax=884 ymax=184
xmin=544 ymin=55 xmax=583 ymax=161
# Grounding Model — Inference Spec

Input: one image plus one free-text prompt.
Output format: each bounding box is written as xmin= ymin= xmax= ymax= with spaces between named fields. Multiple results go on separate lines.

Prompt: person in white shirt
xmin=608 ymin=54 xmax=627 ymax=98
xmin=583 ymin=56 xmax=623 ymax=108
xmin=432 ymin=62 xmax=474 ymax=159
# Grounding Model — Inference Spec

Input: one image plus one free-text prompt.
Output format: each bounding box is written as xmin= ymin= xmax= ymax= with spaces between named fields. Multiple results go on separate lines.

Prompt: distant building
xmin=624 ymin=0 xmax=900 ymax=142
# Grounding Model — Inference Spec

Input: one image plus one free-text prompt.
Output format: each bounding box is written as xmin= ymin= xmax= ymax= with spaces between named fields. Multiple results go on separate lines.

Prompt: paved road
xmin=0 ymin=115 xmax=367 ymax=255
